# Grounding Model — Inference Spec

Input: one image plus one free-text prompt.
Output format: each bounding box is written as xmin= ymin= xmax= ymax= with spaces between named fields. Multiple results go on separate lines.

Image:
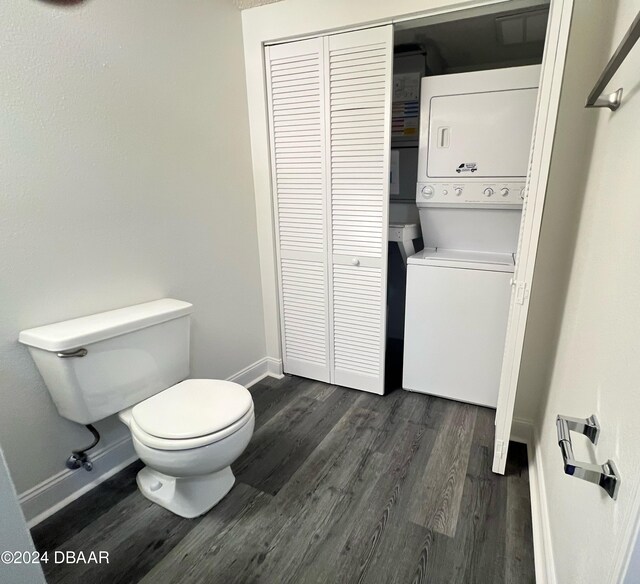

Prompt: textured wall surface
xmin=0 ymin=0 xmax=265 ymax=495
xmin=528 ymin=0 xmax=640 ymax=581
xmin=513 ymin=0 xmax=608 ymax=422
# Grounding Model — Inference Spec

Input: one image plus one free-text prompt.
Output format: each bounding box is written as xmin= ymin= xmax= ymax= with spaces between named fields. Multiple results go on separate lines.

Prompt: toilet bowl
xmin=119 ymin=379 xmax=255 ymax=518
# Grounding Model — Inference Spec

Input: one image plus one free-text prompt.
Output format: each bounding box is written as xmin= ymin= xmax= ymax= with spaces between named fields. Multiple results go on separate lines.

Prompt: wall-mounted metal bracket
xmin=587 ymin=88 xmax=623 ymax=111
xmin=556 ymin=414 xmax=620 ymax=500
xmin=585 ymin=10 xmax=640 ymax=111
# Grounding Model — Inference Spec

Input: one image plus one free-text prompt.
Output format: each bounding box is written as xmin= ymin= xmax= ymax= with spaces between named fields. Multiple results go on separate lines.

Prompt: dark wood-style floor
xmin=31 ymin=375 xmax=535 ymax=584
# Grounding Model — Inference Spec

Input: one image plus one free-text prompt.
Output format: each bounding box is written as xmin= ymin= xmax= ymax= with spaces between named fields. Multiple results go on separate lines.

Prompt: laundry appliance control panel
xmin=416 ymin=181 xmax=525 ymax=208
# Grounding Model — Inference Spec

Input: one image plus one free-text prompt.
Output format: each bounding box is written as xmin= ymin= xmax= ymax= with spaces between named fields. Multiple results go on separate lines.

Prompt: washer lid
xmin=407 ymin=248 xmax=515 ymax=272
xmin=132 ymin=379 xmax=253 ymax=440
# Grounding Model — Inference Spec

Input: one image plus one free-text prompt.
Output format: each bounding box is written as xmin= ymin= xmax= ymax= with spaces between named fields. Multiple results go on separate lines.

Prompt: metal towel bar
xmin=556 ymin=414 xmax=620 ymax=499
xmin=586 ymin=9 xmax=640 ymax=111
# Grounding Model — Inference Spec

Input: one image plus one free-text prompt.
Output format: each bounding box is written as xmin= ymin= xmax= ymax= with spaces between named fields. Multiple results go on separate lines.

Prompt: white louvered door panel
xmin=266 ymin=39 xmax=330 ymax=382
xmin=327 ymin=27 xmax=393 ymax=394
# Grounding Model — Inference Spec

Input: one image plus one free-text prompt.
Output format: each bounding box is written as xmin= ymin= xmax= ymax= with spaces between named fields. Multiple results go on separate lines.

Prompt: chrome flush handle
xmin=56 ymin=348 xmax=88 ymax=358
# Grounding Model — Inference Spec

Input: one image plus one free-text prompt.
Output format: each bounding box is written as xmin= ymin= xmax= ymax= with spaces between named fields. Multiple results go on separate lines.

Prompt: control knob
xmin=454 ymin=187 xmax=463 ymax=196
xmin=421 ymin=186 xmax=434 ymax=199
xmin=483 ymin=187 xmax=494 ymax=197
xmin=500 ymin=188 xmax=509 ymax=197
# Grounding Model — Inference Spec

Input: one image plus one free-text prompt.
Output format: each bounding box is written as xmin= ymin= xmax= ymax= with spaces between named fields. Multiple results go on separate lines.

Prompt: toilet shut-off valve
xmin=66 ymin=424 xmax=101 ymax=471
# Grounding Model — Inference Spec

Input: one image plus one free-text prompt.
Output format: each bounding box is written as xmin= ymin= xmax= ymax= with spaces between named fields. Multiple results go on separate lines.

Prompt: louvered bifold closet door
xmin=266 ymin=39 xmax=331 ymax=382
xmin=327 ymin=26 xmax=393 ymax=394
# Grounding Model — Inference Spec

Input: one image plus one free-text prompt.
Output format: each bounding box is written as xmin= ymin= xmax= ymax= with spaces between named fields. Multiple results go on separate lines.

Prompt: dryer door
xmin=427 ymin=88 xmax=538 ymax=178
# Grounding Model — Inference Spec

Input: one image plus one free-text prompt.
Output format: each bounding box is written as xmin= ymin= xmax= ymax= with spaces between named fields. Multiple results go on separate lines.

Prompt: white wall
xmin=512 ymin=0 xmax=613 ymax=422
xmin=0 ymin=445 xmax=45 ymax=584
xmin=241 ymin=0 xmax=521 ymax=361
xmin=0 ymin=0 xmax=265 ymax=504
xmin=524 ymin=0 xmax=640 ymax=580
xmin=389 ymin=202 xmax=420 ymax=224
xmin=624 ymin=529 xmax=640 ymax=584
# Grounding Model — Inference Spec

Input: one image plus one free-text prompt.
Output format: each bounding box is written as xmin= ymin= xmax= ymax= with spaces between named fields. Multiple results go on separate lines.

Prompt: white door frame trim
xmin=242 ymin=0 xmax=574 ymax=459
xmin=492 ymin=0 xmax=575 ymax=474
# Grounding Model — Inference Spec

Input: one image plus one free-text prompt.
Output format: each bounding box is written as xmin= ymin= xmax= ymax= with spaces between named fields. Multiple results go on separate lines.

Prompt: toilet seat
xmin=129 ymin=379 xmax=254 ymax=451
xmin=130 ymin=406 xmax=254 ymax=451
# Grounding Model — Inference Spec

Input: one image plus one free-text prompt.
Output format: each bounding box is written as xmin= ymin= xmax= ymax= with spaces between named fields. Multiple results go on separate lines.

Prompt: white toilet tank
xmin=19 ymin=299 xmax=193 ymax=424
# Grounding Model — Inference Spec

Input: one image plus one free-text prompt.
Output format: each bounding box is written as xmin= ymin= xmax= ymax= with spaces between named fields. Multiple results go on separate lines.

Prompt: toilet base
xmin=136 ymin=465 xmax=235 ymax=519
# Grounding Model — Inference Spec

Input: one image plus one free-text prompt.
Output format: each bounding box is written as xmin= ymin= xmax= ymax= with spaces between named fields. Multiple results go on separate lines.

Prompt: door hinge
xmin=514 ymin=281 xmax=529 ymax=305
xmin=494 ymin=439 xmax=505 ymax=460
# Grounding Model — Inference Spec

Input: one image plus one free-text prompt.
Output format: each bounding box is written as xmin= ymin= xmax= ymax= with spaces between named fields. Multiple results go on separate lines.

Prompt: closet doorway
xmin=251 ymin=0 xmax=574 ymax=475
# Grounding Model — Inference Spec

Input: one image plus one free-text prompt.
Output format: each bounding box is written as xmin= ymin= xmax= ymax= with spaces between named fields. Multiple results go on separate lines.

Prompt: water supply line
xmin=66 ymin=424 xmax=100 ymax=471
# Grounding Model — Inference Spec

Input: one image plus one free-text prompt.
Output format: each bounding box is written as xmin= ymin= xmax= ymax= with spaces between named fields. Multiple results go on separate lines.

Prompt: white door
xmin=327 ymin=26 xmax=393 ymax=394
xmin=492 ymin=0 xmax=575 ymax=474
xmin=266 ymin=38 xmax=331 ymax=382
xmin=266 ymin=26 xmax=393 ymax=393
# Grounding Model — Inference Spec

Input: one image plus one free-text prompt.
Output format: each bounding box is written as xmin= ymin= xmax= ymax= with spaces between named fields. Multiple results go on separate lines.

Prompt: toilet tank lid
xmin=18 ymin=299 xmax=193 ymax=352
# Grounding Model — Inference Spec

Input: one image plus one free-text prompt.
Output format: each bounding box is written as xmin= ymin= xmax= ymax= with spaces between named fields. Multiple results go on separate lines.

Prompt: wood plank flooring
xmin=31 ymin=375 xmax=535 ymax=584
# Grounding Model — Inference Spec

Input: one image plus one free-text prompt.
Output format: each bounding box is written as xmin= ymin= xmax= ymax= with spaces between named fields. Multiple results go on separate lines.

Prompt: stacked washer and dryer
xmin=402 ymin=65 xmax=540 ymax=408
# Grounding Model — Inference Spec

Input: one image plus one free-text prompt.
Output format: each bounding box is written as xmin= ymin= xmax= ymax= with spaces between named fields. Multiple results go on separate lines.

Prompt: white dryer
xmin=416 ymin=65 xmax=541 ymax=210
xmin=402 ymin=65 xmax=540 ymax=407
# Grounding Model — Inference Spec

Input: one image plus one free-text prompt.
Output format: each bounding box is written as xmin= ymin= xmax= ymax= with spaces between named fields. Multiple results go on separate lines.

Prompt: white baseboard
xmin=515 ymin=419 xmax=556 ymax=584
xmin=227 ymin=356 xmax=283 ymax=386
xmin=511 ymin=416 xmax=534 ymax=444
xmin=20 ymin=356 xmax=284 ymax=528
xmin=20 ymin=435 xmax=137 ymax=528
xmin=266 ymin=357 xmax=284 ymax=379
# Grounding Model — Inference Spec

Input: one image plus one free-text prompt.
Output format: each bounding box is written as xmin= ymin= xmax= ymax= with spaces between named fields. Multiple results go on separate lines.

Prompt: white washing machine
xmin=402 ymin=65 xmax=540 ymax=407
xmin=403 ymin=249 xmax=514 ymax=407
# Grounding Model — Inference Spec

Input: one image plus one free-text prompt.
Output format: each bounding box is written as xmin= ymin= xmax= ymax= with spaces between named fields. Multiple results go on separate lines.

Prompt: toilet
xmin=19 ymin=299 xmax=254 ymax=519
xmin=118 ymin=378 xmax=254 ymax=518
